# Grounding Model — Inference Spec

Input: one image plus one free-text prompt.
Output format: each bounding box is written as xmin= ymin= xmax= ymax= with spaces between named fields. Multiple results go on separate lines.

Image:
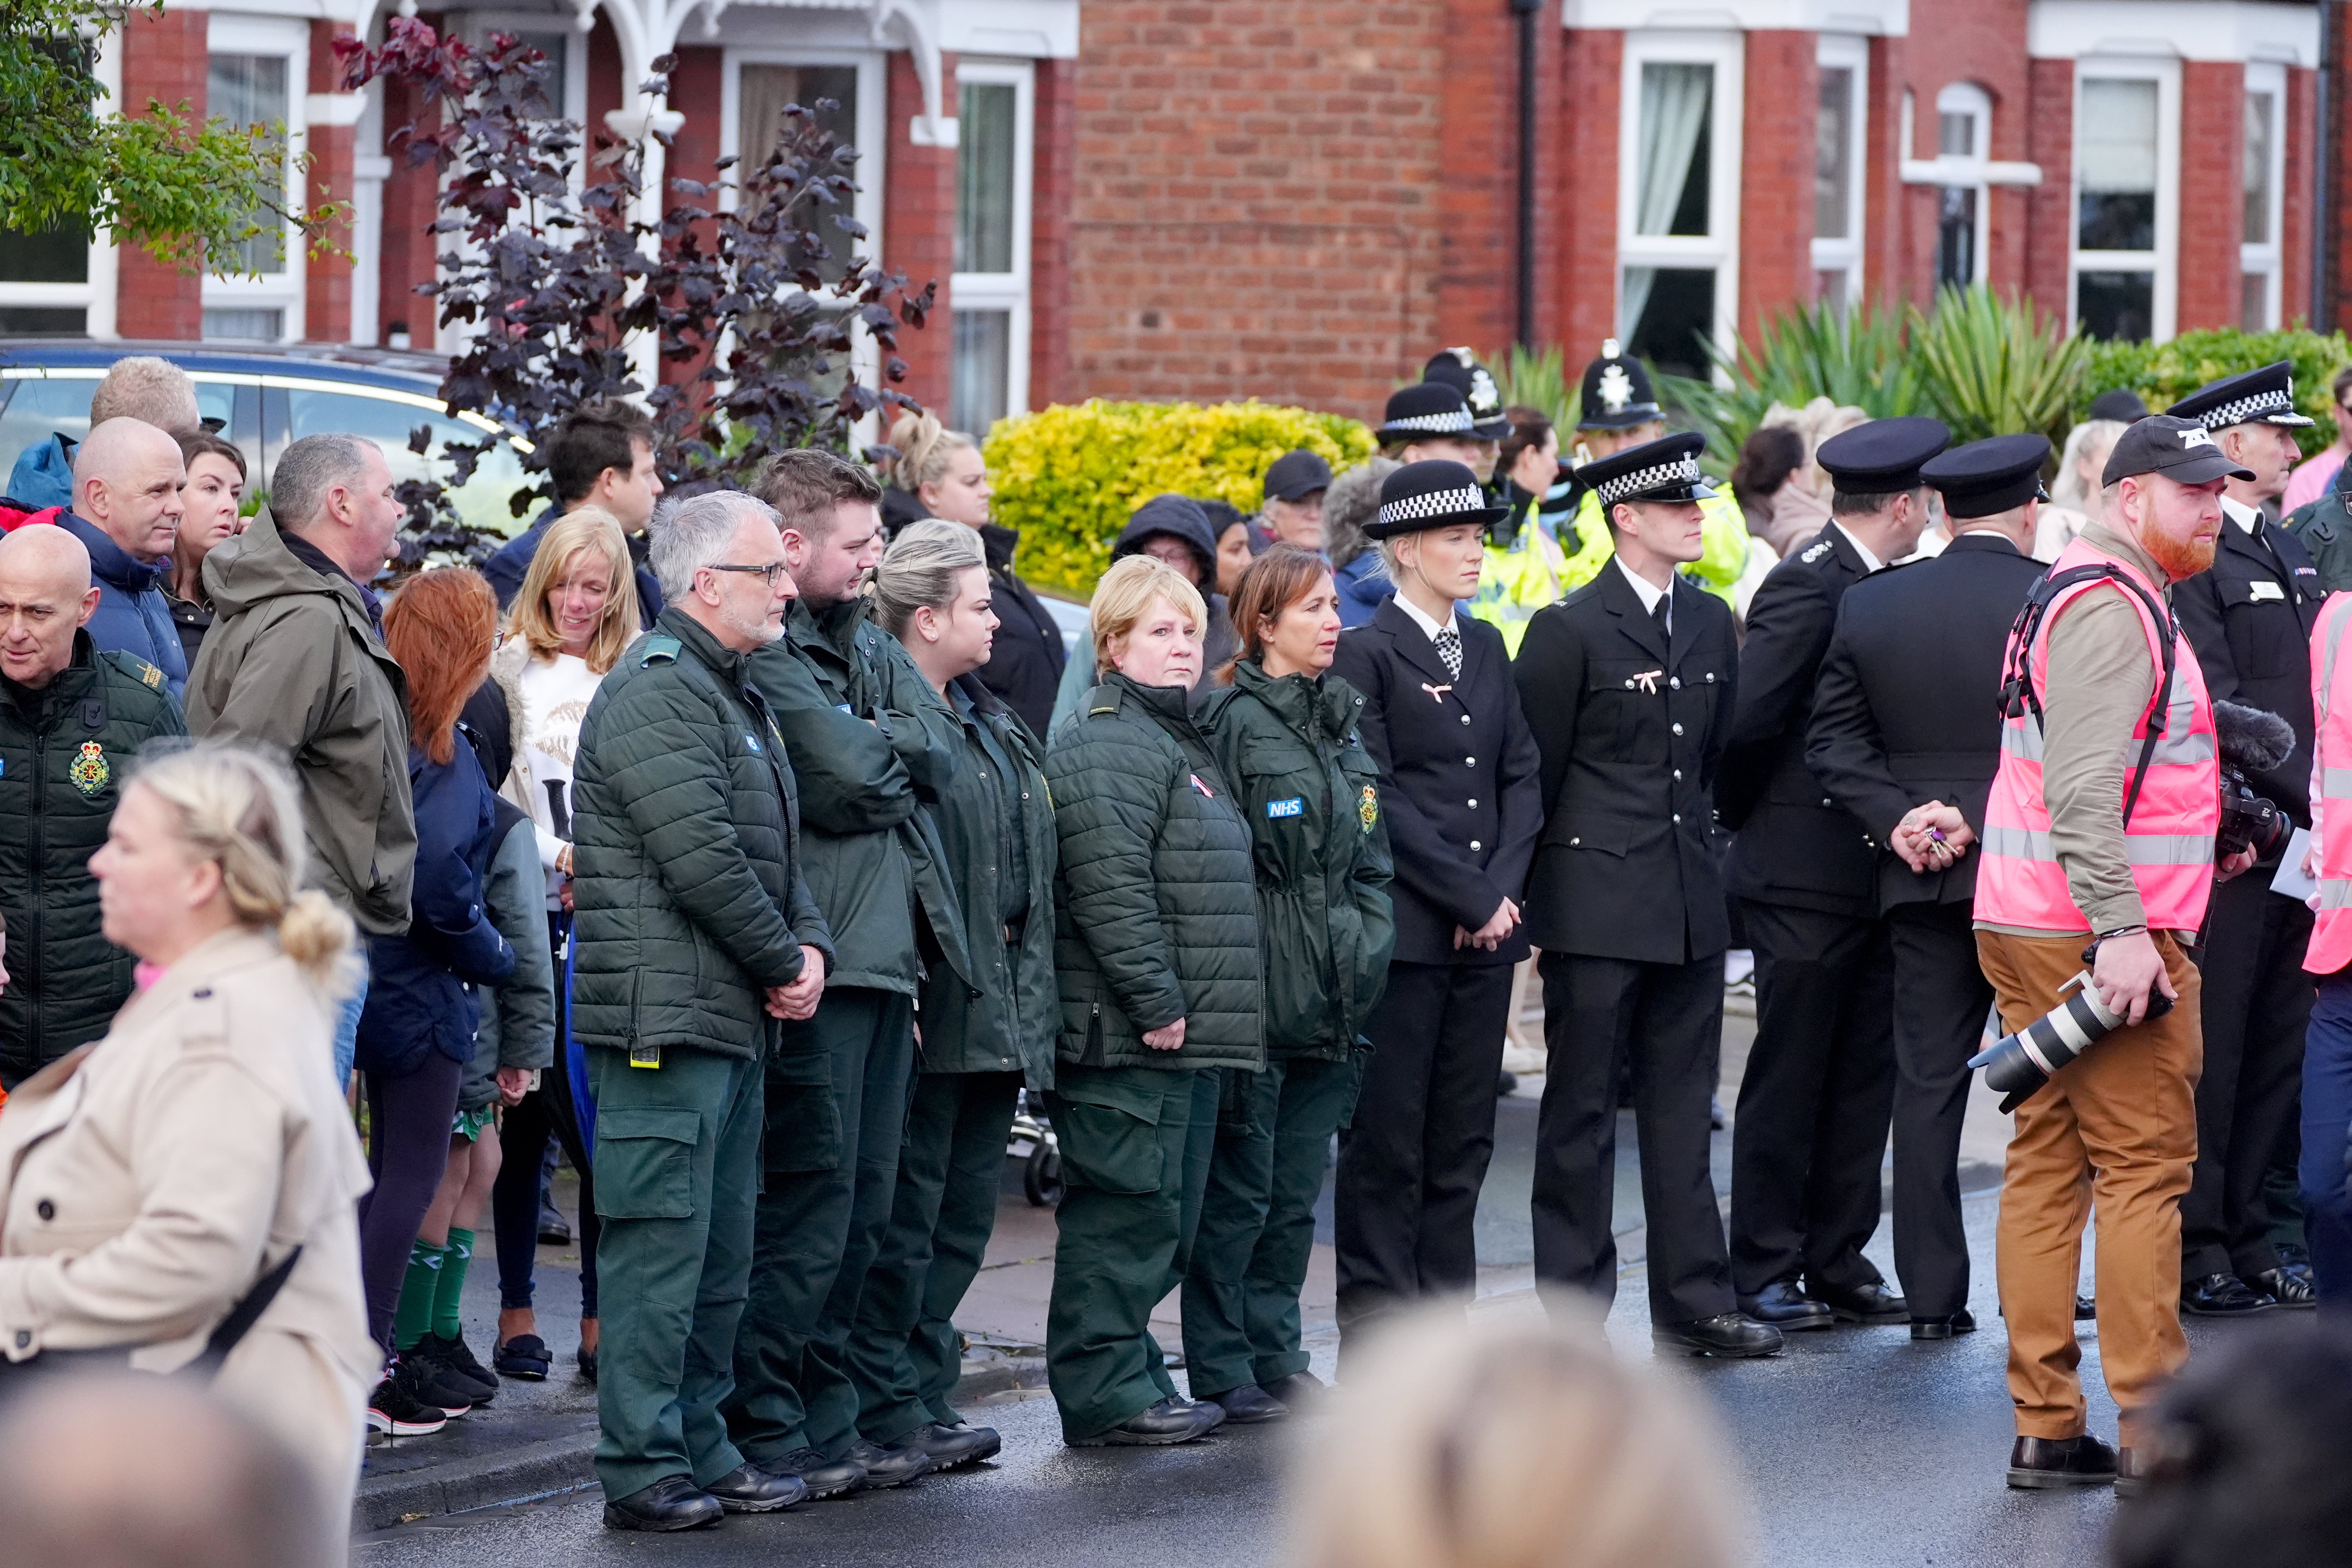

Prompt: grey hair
xmin=873 ymin=519 xmax=987 ymax=639
xmin=271 ymin=434 xmax=377 ymax=533
xmin=90 ymin=355 xmax=200 ymax=432
xmin=650 ymin=490 xmax=781 ymax=603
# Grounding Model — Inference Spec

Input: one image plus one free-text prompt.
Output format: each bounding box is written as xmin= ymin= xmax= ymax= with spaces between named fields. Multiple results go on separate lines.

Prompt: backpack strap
xmin=1998 ymin=563 xmax=2178 ymax=826
xmin=180 ymin=1245 xmax=303 ymax=1382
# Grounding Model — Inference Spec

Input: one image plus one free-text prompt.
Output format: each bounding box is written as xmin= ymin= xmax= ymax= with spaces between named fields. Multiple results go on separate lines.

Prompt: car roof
xmin=0 ymin=340 xmax=454 ymax=394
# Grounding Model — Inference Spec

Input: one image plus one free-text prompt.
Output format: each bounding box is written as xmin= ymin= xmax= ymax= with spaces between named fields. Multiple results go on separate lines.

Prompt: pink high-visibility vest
xmin=2306 ymin=591 xmax=2352 ymax=974
xmin=1975 ymin=536 xmax=2219 ymax=934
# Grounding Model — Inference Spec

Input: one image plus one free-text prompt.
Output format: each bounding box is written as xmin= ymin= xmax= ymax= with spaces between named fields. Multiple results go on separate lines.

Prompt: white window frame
xmin=0 ymin=28 xmax=119 ymax=340
xmin=2069 ymin=57 xmax=2180 ymax=342
xmin=1933 ymin=81 xmax=1991 ymax=288
xmin=461 ymin=14 xmax=591 ymax=130
xmin=2240 ymin=60 xmax=2286 ymax=331
xmin=1811 ymin=35 xmax=1869 ymax=315
xmin=202 ymin=13 xmax=310 ymax=345
xmin=1615 ymin=29 xmax=1743 ymax=381
xmin=950 ymin=56 xmax=1034 ymax=424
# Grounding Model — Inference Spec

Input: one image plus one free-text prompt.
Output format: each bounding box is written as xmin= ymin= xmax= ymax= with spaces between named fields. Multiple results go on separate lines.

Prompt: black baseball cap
xmin=2099 ymin=414 xmax=2258 ymax=488
xmin=1262 ymin=449 xmax=1333 ymax=502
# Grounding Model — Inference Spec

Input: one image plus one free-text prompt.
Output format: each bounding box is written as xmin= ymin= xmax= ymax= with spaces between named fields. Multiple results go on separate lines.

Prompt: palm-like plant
xmin=1905 ymin=283 xmax=2090 ymax=448
xmin=1653 ymin=296 xmax=1918 ymax=464
xmin=1495 ymin=343 xmax=1579 ymax=434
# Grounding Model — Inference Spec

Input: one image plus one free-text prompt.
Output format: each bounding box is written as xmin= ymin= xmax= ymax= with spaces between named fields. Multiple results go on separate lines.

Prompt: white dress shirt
xmin=2221 ymin=495 xmax=2265 ymax=536
xmin=1832 ymin=520 xmax=1886 ymax=573
xmin=1391 ymin=589 xmax=1460 ymax=646
xmin=1612 ymin=553 xmax=1672 ymax=634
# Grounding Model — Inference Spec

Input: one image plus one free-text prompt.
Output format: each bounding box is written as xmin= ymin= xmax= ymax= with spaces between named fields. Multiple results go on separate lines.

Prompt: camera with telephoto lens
xmin=1967 ymin=946 xmax=2174 ymax=1113
xmin=2212 ymin=700 xmax=2296 ymax=863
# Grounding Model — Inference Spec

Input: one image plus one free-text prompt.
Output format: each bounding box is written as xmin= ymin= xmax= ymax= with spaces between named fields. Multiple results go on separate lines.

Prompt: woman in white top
xmin=483 ymin=506 xmax=640 ymax=1382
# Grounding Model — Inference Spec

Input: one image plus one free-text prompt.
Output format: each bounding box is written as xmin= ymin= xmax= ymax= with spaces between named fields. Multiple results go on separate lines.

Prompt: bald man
xmin=0 ymin=524 xmax=187 ymax=1086
xmin=54 ymin=417 xmax=189 ymax=700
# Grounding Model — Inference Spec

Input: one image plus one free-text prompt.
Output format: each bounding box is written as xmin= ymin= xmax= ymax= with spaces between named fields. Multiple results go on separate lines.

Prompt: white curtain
xmin=2078 ymin=78 xmax=2158 ymax=196
xmin=1623 ymin=61 xmax=1713 ymax=339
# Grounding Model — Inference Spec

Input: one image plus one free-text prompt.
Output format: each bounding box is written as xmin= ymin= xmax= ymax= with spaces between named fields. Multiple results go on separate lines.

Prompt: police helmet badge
xmin=69 ymin=740 xmax=110 ymax=796
xmin=1597 ymin=359 xmax=1634 ymax=415
xmin=1359 ymin=784 xmax=1379 ymax=832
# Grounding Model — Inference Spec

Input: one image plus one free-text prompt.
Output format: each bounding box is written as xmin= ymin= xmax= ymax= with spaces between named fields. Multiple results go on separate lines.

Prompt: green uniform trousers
xmin=1044 ymin=1064 xmax=1216 ymax=1443
xmin=846 ymin=1069 xmax=1024 ymax=1443
xmin=588 ymin=1045 xmax=764 ymax=1502
xmin=1180 ymin=1055 xmax=1358 ymax=1397
xmin=724 ymin=987 xmax=916 ymax=1462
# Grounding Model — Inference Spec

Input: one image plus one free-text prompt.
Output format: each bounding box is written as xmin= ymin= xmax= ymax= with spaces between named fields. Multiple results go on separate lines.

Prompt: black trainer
xmin=2008 ymin=1433 xmax=2117 ymax=1489
xmin=906 ymin=1421 xmax=1002 ymax=1468
xmin=366 ymin=1360 xmax=451 ymax=1438
xmin=767 ymin=1446 xmax=867 ymax=1500
xmin=842 ymin=1436 xmax=935 ymax=1488
xmin=410 ymin=1333 xmax=496 ymax=1404
xmin=704 ymin=1462 xmax=807 ymax=1513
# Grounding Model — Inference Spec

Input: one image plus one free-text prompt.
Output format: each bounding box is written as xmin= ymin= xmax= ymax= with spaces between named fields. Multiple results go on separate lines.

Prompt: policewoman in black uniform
xmin=1717 ymin=417 xmax=1949 ymax=1334
xmin=1328 ymin=461 xmax=1541 ymax=1358
xmin=2166 ymin=362 xmax=2325 ymax=1313
xmin=1514 ymin=433 xmax=1776 ymax=1358
xmin=1803 ymin=434 xmax=2052 ymax=1338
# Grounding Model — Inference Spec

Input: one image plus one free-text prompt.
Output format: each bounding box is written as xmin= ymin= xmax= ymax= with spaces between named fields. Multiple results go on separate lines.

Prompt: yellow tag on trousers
xmin=629 ymin=1042 xmax=662 ymax=1069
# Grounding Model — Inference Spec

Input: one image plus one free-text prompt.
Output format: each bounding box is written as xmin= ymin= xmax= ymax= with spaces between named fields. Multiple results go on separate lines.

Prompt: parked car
xmin=0 ymin=341 xmax=537 ymax=538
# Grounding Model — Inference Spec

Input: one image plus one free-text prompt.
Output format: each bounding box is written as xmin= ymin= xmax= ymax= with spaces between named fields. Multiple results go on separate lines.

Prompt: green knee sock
xmin=432 ymin=1227 xmax=475 ymax=1343
xmin=394 ymin=1240 xmax=447 ymax=1351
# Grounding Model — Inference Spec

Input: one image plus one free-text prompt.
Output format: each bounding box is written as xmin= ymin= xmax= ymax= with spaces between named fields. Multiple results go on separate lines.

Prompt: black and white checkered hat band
xmin=1597 ymin=456 xmax=1703 ymax=505
xmin=1384 ymin=407 xmax=1477 ymax=434
xmin=1378 ymin=484 xmax=1488 ymax=528
xmin=2198 ymin=388 xmax=2298 ymax=427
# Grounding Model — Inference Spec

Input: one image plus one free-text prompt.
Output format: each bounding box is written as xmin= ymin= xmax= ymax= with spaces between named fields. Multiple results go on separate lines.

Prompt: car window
xmin=0 ymin=374 xmax=100 ymax=491
xmin=280 ymin=386 xmax=537 ymax=538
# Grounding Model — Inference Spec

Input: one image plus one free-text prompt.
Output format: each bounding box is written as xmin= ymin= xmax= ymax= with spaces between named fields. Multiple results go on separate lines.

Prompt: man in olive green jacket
xmin=185 ymin=434 xmax=414 ymax=1086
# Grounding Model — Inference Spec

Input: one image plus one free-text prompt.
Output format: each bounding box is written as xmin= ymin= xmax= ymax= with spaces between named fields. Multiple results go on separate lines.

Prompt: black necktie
xmin=1652 ymin=593 xmax=1671 ymax=642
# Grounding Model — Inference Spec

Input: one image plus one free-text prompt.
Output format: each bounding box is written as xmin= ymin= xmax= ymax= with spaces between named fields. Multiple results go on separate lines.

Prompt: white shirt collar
xmin=1391 ymin=589 xmax=1459 ymax=645
xmin=2221 ymin=495 xmax=2264 ymax=535
xmin=1831 ymin=520 xmax=1886 ymax=573
xmin=1612 ymin=554 xmax=1672 ymax=625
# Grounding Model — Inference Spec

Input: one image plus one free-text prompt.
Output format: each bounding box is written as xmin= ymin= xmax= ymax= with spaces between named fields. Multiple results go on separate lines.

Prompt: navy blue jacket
xmin=355 ymin=732 xmax=516 ymax=1076
xmin=481 ymin=505 xmax=662 ymax=630
xmin=54 ymin=513 xmax=188 ymax=701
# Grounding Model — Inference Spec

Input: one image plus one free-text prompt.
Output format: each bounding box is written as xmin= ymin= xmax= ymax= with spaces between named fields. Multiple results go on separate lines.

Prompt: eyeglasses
xmin=702 ymin=562 xmax=790 ymax=589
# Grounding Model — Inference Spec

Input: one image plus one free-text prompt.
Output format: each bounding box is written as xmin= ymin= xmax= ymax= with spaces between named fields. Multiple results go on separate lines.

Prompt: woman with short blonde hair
xmin=1086 ymin=555 xmax=1207 ymax=679
xmin=0 ymin=741 xmax=376 ymax=1563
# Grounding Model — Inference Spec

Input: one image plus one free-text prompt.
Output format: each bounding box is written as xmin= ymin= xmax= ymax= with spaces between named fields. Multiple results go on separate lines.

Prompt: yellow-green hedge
xmin=985 ymin=400 xmax=1377 ymax=597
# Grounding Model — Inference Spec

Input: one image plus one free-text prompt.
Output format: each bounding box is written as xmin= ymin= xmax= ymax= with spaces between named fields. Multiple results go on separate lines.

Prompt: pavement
xmin=355 ymin=976 xmax=2120 ymax=1566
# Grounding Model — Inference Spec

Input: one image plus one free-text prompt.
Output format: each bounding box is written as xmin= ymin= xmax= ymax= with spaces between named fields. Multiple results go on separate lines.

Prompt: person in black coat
xmin=1327 ymin=461 xmax=1540 ymax=1360
xmin=1717 ymin=416 xmax=1950 ymax=1333
xmin=2166 ymin=364 xmax=2327 ymax=1313
xmin=1515 ymin=433 xmax=1777 ymax=1358
xmin=1803 ymin=435 xmax=2051 ymax=1338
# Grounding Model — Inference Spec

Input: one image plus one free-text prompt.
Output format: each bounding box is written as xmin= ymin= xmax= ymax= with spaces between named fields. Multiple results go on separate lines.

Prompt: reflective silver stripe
xmin=1979 ymin=824 xmax=2210 ymax=866
xmin=2000 ymin=722 xmax=2043 ymax=762
xmin=2321 ymin=878 xmax=2352 ymax=910
xmin=2148 ymin=670 xmax=2212 ymax=763
xmin=2324 ymin=767 xmax=2352 ymax=799
xmin=2148 ymin=729 xmax=2216 ymax=764
xmin=2324 ymin=601 xmax=2352 ymax=729
xmin=1979 ymin=824 xmax=2052 ymax=860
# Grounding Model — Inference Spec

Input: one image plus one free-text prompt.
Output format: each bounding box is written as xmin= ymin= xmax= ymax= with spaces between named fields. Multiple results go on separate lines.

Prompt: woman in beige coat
xmin=0 ymin=742 xmax=377 ymax=1549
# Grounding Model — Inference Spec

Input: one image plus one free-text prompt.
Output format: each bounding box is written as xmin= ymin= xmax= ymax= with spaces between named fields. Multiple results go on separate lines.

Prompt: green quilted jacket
xmin=1044 ymin=674 xmax=1261 ymax=1073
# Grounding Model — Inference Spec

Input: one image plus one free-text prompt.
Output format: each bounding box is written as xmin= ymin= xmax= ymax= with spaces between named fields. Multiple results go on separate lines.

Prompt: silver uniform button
xmin=1460 ymin=715 xmax=1471 ymax=725
xmin=1569 ymin=836 xmax=1581 ymax=846
xmin=1671 ymin=722 xmax=1684 ymax=736
xmin=1673 ymin=769 xmax=1682 ymax=780
xmin=1468 ymin=798 xmax=1478 ymax=808
xmin=1672 ymin=813 xmax=1681 ymax=823
xmin=1470 ymin=839 xmax=1482 ymax=851
xmin=1465 ymin=756 xmax=1476 ymax=766
xmin=1625 ymin=679 xmax=1635 ymax=688
xmin=1670 ymin=676 xmax=1681 ymax=690
xmin=1821 ymin=797 xmax=1833 ymax=807
xmin=1704 ymin=672 xmax=1715 ymax=682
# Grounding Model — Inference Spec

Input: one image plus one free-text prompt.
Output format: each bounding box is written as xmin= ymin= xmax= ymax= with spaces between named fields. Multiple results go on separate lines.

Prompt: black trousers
xmin=1729 ymin=900 xmax=1896 ymax=1298
xmin=1530 ymin=950 xmax=1734 ymax=1324
xmin=2185 ymin=868 xmax=2314 ymax=1280
xmin=492 ymin=912 xmax=597 ymax=1319
xmin=1886 ymin=901 xmax=1993 ymax=1318
xmin=1334 ymin=960 xmax=1511 ymax=1354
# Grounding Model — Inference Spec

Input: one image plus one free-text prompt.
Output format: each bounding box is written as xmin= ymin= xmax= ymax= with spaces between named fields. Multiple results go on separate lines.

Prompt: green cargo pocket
xmin=762 ymin=1076 xmax=843 ymax=1174
xmin=593 ymin=1108 xmax=702 ymax=1219
xmin=1051 ymin=1076 xmax=1168 ymax=1195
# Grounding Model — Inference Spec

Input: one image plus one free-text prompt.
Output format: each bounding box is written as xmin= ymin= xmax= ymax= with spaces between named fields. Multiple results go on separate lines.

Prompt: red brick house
xmin=3 ymin=0 xmax=2345 ymax=433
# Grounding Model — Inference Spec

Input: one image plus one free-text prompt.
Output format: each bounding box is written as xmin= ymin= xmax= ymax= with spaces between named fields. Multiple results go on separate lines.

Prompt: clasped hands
xmin=1891 ymin=801 xmax=1975 ymax=874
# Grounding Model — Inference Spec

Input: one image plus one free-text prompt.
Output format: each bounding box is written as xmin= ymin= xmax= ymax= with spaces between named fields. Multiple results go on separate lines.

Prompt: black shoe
xmin=766 ymin=1446 xmax=867 ymax=1501
xmin=1498 ymin=1070 xmax=1518 ymax=1098
xmin=905 ymin=1421 xmax=1001 ymax=1468
xmin=1652 ymin=1313 xmax=1785 ymax=1358
xmin=703 ymin=1462 xmax=807 ymax=1513
xmin=1068 ymin=1396 xmax=1224 ymax=1446
xmin=1259 ymin=1369 xmax=1325 ymax=1409
xmin=602 ymin=1475 xmax=723 ymax=1532
xmin=842 ymin=1437 xmax=935 ymax=1489
xmin=1199 ymin=1384 xmax=1288 ymax=1423
xmin=2249 ymin=1266 xmax=2317 ymax=1308
xmin=2180 ymin=1272 xmax=2276 ymax=1316
xmin=1817 ymin=1280 xmax=1910 ymax=1325
xmin=411 ymin=1333 xmax=497 ymax=1403
xmin=1738 ymin=1281 xmax=1834 ymax=1331
xmin=1911 ymin=1308 xmax=1978 ymax=1341
xmin=2007 ymin=1433 xmax=2117 ymax=1489
xmin=366 ymin=1364 xmax=450 ymax=1437
xmin=494 ymin=1333 xmax=552 ymax=1380
xmin=399 ymin=1354 xmax=480 ymax=1417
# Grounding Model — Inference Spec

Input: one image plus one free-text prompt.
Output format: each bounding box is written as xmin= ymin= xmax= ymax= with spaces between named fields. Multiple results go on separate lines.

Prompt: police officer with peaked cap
xmin=1328 ymin=461 xmax=1543 ymax=1360
xmin=1719 ymin=415 xmax=1950 ymax=1333
xmin=2165 ymin=361 xmax=2325 ymax=1313
xmin=1515 ymin=432 xmax=1780 ymax=1358
xmin=1803 ymin=434 xmax=2052 ymax=1338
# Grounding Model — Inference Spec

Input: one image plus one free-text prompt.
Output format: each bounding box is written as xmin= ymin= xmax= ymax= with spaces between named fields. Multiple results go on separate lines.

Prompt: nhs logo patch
xmin=1266 ymin=797 xmax=1304 ymax=819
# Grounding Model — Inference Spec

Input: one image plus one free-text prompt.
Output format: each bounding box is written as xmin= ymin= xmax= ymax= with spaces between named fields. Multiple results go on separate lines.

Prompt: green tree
xmin=0 ymin=0 xmax=340 ymax=274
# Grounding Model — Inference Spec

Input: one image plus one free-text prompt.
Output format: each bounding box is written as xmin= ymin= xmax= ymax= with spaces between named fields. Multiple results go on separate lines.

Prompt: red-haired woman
xmin=354 ymin=569 xmax=518 ymax=1433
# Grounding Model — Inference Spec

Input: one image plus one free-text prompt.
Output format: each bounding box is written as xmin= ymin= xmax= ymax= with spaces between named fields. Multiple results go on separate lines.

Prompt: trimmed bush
xmin=985 ymin=400 xmax=1377 ymax=597
xmin=2084 ymin=328 xmax=2351 ymax=458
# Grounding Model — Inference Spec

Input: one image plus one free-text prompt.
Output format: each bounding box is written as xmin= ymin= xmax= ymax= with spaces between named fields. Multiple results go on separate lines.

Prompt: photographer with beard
xmin=1972 ymin=415 xmax=2257 ymax=1495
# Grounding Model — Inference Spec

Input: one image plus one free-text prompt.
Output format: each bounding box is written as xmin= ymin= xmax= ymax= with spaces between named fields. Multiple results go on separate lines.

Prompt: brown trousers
xmin=1974 ymin=929 xmax=2201 ymax=1448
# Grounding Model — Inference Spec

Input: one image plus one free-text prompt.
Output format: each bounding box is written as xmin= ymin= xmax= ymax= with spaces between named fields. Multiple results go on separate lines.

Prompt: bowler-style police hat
xmin=2165 ymin=361 xmax=2315 ymax=430
xmin=1377 ymin=383 xmax=1480 ymax=443
xmin=1573 ymin=431 xmax=1715 ymax=509
xmin=1920 ymin=434 xmax=2052 ymax=519
xmin=1363 ymin=459 xmax=1514 ymax=540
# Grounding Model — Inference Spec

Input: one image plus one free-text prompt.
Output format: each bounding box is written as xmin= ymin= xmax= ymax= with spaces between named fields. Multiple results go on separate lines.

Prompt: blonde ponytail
xmin=885 ymin=409 xmax=977 ymax=499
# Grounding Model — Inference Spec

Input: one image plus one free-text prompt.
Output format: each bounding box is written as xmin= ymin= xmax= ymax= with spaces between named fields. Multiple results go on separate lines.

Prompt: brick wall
xmin=883 ymin=50 xmax=958 ymax=416
xmin=1029 ymin=57 xmax=1077 ymax=408
xmin=2177 ymin=60 xmax=2246 ymax=331
xmin=115 ymin=6 xmax=208 ymax=339
xmin=2023 ymin=57 xmax=2073 ymax=324
xmin=1891 ymin=0 xmax=2034 ymax=310
xmin=305 ymin=20 xmax=358 ymax=344
xmin=1434 ymin=0 xmax=1556 ymax=354
xmin=1739 ymin=32 xmax=1818 ymax=340
xmin=1861 ymin=34 xmax=1904 ymax=311
xmin=373 ymin=10 xmax=448 ymax=346
xmin=1551 ymin=28 xmax=1620 ymax=362
xmin=1067 ymin=0 xmax=1451 ymax=420
xmin=2285 ymin=65 xmax=2314 ymax=326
